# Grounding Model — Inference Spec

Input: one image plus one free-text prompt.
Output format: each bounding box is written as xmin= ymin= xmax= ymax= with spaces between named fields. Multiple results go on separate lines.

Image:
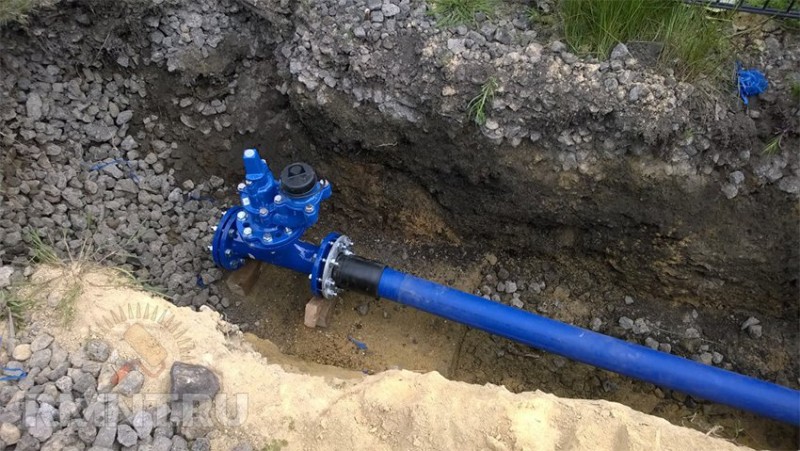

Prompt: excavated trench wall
xmin=0 ymin=0 xmax=797 ymax=323
xmin=251 ymin=0 xmax=800 ymax=318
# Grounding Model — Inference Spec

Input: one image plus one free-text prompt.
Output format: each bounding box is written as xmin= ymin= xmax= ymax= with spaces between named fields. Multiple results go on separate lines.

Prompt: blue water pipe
xmin=212 ymin=149 xmax=800 ymax=426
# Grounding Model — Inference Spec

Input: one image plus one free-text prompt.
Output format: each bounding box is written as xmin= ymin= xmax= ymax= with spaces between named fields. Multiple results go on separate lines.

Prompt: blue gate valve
xmin=211 ymin=148 xmax=353 ymax=298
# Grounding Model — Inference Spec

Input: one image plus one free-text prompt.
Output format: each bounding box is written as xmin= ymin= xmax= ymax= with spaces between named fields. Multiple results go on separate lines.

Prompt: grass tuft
xmin=467 ymin=77 xmax=498 ymax=126
xmin=0 ymin=0 xmax=55 ymax=26
xmin=527 ymin=7 xmax=556 ymax=26
xmin=0 ymin=289 xmax=33 ymax=322
xmin=762 ymin=133 xmax=784 ymax=155
xmin=561 ymin=0 xmax=731 ymax=80
xmin=0 ymin=0 xmax=34 ymax=25
xmin=28 ymin=231 xmax=61 ymax=265
xmin=429 ymin=0 xmax=497 ymax=26
xmin=790 ymin=80 xmax=800 ymax=103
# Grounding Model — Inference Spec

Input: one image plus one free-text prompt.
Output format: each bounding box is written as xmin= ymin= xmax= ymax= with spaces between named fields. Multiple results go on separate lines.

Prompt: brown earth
xmin=10 ymin=265 xmax=756 ymax=451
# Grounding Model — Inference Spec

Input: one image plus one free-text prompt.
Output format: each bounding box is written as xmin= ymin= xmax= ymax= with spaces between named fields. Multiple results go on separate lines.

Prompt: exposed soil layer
xmin=1 ymin=0 xmax=798 ymax=449
xmin=6 ymin=267 xmax=758 ymax=451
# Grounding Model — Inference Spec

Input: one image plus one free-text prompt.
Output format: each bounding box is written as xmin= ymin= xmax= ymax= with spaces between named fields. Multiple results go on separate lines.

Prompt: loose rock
xmin=170 ymin=362 xmax=220 ymax=399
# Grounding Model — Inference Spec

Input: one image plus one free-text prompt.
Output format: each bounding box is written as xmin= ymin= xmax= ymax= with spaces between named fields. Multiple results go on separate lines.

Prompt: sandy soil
xmin=9 ymin=265 xmax=751 ymax=451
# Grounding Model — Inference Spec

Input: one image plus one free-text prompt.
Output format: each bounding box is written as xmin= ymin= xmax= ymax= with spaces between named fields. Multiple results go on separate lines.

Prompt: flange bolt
xmin=305 ymin=204 xmax=314 ymax=213
xmin=243 ymin=227 xmax=253 ymax=237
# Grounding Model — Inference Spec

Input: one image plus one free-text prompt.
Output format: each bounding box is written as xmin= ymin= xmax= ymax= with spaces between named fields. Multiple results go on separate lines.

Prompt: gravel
xmin=12 ymin=344 xmax=32 ymax=361
xmin=747 ymin=324 xmax=763 ymax=339
xmin=115 ymin=370 xmax=145 ymax=396
xmin=0 ymin=423 xmax=21 ymax=445
xmin=84 ymin=340 xmax=111 ymax=363
xmin=0 ymin=328 xmax=223 ymax=450
xmin=0 ymin=266 xmax=13 ymax=288
xmin=684 ymin=328 xmax=701 ymax=339
xmin=741 ymin=316 xmax=760 ymax=330
xmin=624 ymin=296 xmax=634 ymax=305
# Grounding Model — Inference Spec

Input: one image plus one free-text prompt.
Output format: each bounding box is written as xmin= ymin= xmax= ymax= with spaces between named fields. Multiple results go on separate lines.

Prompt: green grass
xmin=429 ymin=0 xmax=498 ymax=26
xmin=0 ymin=288 xmax=33 ymax=322
xmin=0 ymin=0 xmax=54 ymax=26
xmin=561 ymin=0 xmax=731 ymax=80
xmin=0 ymin=0 xmax=33 ymax=25
xmin=527 ymin=7 xmax=556 ymax=26
xmin=790 ymin=80 xmax=800 ymax=103
xmin=467 ymin=77 xmax=498 ymax=126
xmin=28 ymin=231 xmax=61 ymax=265
xmin=763 ymin=133 xmax=784 ymax=155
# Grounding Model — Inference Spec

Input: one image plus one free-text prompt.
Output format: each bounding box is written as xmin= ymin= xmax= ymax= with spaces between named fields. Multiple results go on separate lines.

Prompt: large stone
xmin=116 ymin=424 xmax=138 ymax=447
xmin=30 ymin=334 xmax=54 ymax=352
xmin=115 ymin=370 xmax=144 ymax=396
xmin=0 ymin=266 xmax=14 ymax=288
xmin=26 ymin=92 xmax=43 ymax=120
xmin=131 ymin=410 xmax=154 ymax=439
xmin=28 ymin=349 xmax=53 ymax=369
xmin=170 ymin=362 xmax=220 ymax=400
xmin=0 ymin=422 xmax=21 ymax=445
xmin=12 ymin=344 xmax=32 ymax=361
xmin=85 ymin=123 xmax=116 ymax=142
xmin=93 ymin=424 xmax=116 ymax=448
xmin=84 ymin=339 xmax=111 ymax=362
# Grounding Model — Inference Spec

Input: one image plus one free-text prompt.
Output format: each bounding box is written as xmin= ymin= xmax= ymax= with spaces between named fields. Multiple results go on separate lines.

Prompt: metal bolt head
xmin=262 ymin=233 xmax=273 ymax=243
xmin=284 ymin=227 xmax=292 ymax=235
xmin=236 ymin=211 xmax=247 ymax=221
xmin=259 ymin=207 xmax=269 ymax=216
xmin=243 ymin=227 xmax=252 ymax=237
xmin=304 ymin=204 xmax=314 ymax=213
xmin=237 ymin=183 xmax=246 ymax=192
xmin=274 ymin=194 xmax=283 ymax=203
xmin=225 ymin=249 xmax=232 ymax=256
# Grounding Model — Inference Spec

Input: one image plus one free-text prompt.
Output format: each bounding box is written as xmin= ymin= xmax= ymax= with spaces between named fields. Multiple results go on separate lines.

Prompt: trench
xmin=150 ymin=62 xmax=799 ymax=450
xmin=2 ymin=1 xmax=799 ymax=449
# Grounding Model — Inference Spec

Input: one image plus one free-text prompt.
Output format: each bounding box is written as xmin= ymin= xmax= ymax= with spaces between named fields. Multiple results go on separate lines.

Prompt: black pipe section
xmin=332 ymin=255 xmax=385 ymax=297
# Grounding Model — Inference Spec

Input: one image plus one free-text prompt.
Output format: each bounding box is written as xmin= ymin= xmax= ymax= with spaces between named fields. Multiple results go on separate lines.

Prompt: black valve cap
xmin=280 ymin=162 xmax=318 ymax=197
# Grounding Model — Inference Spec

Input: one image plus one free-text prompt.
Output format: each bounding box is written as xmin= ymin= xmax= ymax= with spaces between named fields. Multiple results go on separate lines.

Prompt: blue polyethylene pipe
xmin=376 ymin=268 xmax=800 ymax=425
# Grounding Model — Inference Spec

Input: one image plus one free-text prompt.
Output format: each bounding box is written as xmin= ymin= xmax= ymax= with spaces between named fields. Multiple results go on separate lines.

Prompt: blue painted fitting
xmin=211 ymin=149 xmax=340 ymax=295
xmin=736 ymin=62 xmax=768 ymax=106
xmin=376 ymin=268 xmax=800 ymax=425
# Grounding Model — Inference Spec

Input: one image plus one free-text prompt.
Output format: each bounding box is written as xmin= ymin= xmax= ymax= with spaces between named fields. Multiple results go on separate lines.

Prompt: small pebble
xmin=624 ymin=296 xmax=634 ymax=305
xmin=619 ymin=317 xmax=634 ymax=330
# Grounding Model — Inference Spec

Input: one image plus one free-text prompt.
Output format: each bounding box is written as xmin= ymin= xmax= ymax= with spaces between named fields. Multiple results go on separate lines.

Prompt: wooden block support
xmin=304 ymin=297 xmax=336 ymax=328
xmin=225 ymin=260 xmax=262 ymax=296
